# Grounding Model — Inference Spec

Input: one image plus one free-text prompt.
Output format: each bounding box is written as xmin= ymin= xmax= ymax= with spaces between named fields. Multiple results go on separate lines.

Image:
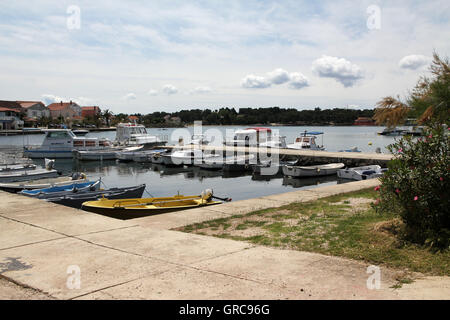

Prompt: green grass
xmin=177 ymin=188 xmax=450 ymax=276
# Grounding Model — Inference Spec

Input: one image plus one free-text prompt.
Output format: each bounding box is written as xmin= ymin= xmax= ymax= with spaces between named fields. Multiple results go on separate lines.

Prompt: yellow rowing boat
xmin=81 ymin=190 xmax=222 ymax=219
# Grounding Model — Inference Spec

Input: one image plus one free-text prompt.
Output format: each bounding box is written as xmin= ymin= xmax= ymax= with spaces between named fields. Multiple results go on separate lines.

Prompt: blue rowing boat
xmin=19 ymin=180 xmax=101 ymax=198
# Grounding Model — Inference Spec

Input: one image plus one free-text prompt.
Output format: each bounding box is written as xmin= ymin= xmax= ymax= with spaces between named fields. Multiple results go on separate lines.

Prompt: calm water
xmin=0 ymin=126 xmax=398 ymax=201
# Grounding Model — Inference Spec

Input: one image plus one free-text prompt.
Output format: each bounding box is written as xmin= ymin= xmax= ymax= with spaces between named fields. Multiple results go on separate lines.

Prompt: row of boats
xmin=0 ymin=162 xmax=224 ymax=219
xmin=22 ymin=125 xmax=335 ymax=161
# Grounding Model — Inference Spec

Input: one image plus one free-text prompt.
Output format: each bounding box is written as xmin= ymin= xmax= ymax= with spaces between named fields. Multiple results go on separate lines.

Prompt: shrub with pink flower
xmin=374 ymin=125 xmax=449 ymax=248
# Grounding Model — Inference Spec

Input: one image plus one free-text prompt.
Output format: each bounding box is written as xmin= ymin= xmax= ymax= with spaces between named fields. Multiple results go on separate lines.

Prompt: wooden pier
xmin=163 ymin=144 xmax=393 ymax=166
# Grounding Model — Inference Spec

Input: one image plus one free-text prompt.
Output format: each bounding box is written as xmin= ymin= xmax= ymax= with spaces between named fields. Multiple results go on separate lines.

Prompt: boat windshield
xmin=46 ymin=131 xmax=74 ymax=139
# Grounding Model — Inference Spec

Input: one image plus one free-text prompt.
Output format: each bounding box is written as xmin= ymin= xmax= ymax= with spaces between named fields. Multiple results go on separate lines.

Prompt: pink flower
xmin=374 ymin=186 xmax=380 ymax=191
xmin=414 ymin=196 xmax=418 ymax=201
xmin=440 ymin=177 xmax=444 ymax=181
xmin=375 ymin=199 xmax=380 ymax=205
xmin=428 ymin=134 xmax=432 ymax=138
xmin=395 ymin=189 xmax=400 ymax=194
xmin=398 ymin=148 xmax=403 ymax=153
xmin=418 ymin=138 xmax=422 ymax=142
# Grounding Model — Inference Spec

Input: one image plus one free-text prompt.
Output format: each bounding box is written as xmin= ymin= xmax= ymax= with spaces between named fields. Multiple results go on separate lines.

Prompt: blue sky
xmin=0 ymin=0 xmax=449 ymax=113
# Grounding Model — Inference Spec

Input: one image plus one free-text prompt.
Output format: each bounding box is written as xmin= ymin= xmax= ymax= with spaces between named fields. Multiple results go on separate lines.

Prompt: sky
xmin=0 ymin=0 xmax=449 ymax=114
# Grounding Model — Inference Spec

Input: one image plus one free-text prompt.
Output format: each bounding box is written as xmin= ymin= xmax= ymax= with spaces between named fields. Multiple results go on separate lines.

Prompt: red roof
xmin=0 ymin=107 xmax=21 ymax=113
xmin=17 ymin=101 xmax=45 ymax=109
xmin=47 ymin=103 xmax=72 ymax=111
xmin=47 ymin=101 xmax=79 ymax=110
xmin=128 ymin=115 xmax=139 ymax=120
xmin=81 ymin=106 xmax=100 ymax=110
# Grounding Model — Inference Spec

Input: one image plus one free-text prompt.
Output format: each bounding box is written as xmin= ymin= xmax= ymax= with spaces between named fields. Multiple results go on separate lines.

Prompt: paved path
xmin=0 ymin=179 xmax=448 ymax=300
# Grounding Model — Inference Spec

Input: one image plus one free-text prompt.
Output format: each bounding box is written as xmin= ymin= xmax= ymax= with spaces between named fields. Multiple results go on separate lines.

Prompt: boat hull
xmin=0 ymin=176 xmax=86 ymax=193
xmin=81 ymin=197 xmax=221 ymax=220
xmin=47 ymin=184 xmax=146 ymax=209
xmin=282 ymin=163 xmax=345 ymax=177
xmin=0 ymin=169 xmax=59 ymax=183
xmin=337 ymin=165 xmax=387 ymax=181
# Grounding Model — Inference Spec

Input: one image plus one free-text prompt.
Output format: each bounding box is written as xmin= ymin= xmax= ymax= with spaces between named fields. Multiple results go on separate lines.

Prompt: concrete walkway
xmin=0 ymin=180 xmax=449 ymax=300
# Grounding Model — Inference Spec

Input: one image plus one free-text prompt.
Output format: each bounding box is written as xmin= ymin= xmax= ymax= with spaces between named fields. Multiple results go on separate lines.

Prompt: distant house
xmin=128 ymin=115 xmax=139 ymax=123
xmin=354 ymin=117 xmax=375 ymax=126
xmin=0 ymin=100 xmax=24 ymax=130
xmin=47 ymin=101 xmax=82 ymax=120
xmin=17 ymin=101 xmax=49 ymax=120
xmin=81 ymin=106 xmax=101 ymax=118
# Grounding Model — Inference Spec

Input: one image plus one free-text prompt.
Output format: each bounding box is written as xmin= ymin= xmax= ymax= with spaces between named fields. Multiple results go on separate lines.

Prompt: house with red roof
xmin=81 ymin=106 xmax=101 ymax=118
xmin=0 ymin=100 xmax=24 ymax=130
xmin=47 ymin=100 xmax=82 ymax=120
xmin=17 ymin=101 xmax=49 ymax=120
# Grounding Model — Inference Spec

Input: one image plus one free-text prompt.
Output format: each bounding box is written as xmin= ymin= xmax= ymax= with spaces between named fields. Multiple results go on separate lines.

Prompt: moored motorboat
xmin=0 ymin=163 xmax=36 ymax=172
xmin=45 ymin=184 xmax=146 ymax=209
xmin=282 ymin=163 xmax=345 ymax=177
xmin=23 ymin=129 xmax=112 ymax=159
xmin=117 ymin=148 xmax=168 ymax=163
xmin=19 ymin=180 xmax=101 ymax=198
xmin=337 ymin=165 xmax=387 ymax=181
xmin=162 ymin=149 xmax=204 ymax=166
xmin=81 ymin=189 xmax=224 ymax=219
xmin=287 ymin=131 xmax=325 ymax=151
xmin=0 ymin=165 xmax=59 ymax=183
xmin=74 ymin=145 xmax=143 ymax=161
xmin=115 ymin=123 xmax=166 ymax=147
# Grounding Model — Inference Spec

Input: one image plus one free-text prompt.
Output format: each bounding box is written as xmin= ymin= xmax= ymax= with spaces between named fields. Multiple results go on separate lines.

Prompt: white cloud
xmin=312 ymin=55 xmax=364 ymax=87
xmin=123 ymin=93 xmax=137 ymax=101
xmin=398 ymin=55 xmax=430 ymax=70
xmin=288 ymin=72 xmax=309 ymax=89
xmin=240 ymin=74 xmax=271 ymax=89
xmin=241 ymin=69 xmax=309 ymax=90
xmin=41 ymin=94 xmax=65 ymax=105
xmin=162 ymin=84 xmax=178 ymax=95
xmin=148 ymin=89 xmax=158 ymax=96
xmin=41 ymin=94 xmax=93 ymax=106
xmin=189 ymin=86 xmax=212 ymax=94
xmin=267 ymin=68 xmax=290 ymax=85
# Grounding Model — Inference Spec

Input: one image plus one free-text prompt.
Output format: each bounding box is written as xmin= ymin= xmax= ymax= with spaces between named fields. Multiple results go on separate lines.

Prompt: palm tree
xmin=102 ymin=109 xmax=113 ymax=127
xmin=373 ymin=52 xmax=450 ymax=128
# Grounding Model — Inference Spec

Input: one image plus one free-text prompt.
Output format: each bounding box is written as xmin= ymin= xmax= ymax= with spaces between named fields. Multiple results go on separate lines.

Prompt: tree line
xmin=112 ymin=107 xmax=374 ymax=127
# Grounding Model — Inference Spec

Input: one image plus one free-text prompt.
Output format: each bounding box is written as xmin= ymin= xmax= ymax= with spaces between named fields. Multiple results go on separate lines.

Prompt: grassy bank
xmin=177 ymin=188 xmax=449 ymax=276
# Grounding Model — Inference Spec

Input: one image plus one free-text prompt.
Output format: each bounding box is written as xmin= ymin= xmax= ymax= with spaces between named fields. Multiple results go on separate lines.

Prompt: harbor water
xmin=0 ymin=126 xmax=398 ymax=201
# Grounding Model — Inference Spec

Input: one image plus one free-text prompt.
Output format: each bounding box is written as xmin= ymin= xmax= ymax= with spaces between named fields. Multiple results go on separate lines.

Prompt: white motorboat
xmin=74 ymin=145 xmax=143 ymax=161
xmin=337 ymin=165 xmax=388 ymax=181
xmin=115 ymin=123 xmax=166 ymax=147
xmin=224 ymin=127 xmax=274 ymax=147
xmin=23 ymin=129 xmax=112 ymax=159
xmin=287 ymin=131 xmax=325 ymax=151
xmin=282 ymin=163 xmax=345 ymax=177
xmin=129 ymin=149 xmax=169 ymax=163
xmin=0 ymin=163 xmax=36 ymax=172
xmin=149 ymin=149 xmax=171 ymax=164
xmin=0 ymin=166 xmax=59 ymax=183
xmin=162 ymin=149 xmax=205 ymax=166
xmin=378 ymin=127 xmax=405 ymax=136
